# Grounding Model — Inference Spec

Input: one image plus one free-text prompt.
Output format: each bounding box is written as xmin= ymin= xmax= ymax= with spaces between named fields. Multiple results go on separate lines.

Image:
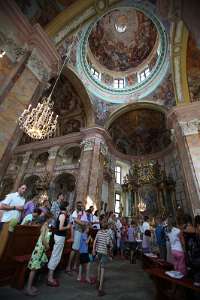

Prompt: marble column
xmin=178 ymin=119 xmax=200 ymax=215
xmin=75 ymin=138 xmax=95 ymax=206
xmin=87 ymin=138 xmax=107 ymax=210
xmin=13 ymin=151 xmax=32 ymax=190
xmin=75 ymin=135 xmax=108 ymax=210
xmin=168 ymin=102 xmax=200 ymax=215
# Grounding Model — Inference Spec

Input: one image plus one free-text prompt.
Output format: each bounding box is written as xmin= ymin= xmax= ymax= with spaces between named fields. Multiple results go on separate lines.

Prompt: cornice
xmin=14 ymin=132 xmax=83 ymax=154
xmin=14 ymin=126 xmax=175 ymax=163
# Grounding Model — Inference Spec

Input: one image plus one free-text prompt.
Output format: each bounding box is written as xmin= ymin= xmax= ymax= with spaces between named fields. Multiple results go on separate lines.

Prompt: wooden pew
xmin=0 ymin=225 xmax=73 ymax=289
xmin=142 ymin=254 xmax=173 ymax=270
xmin=145 ymin=267 xmax=200 ymax=300
xmin=0 ymin=225 xmax=41 ymax=288
xmin=0 ymin=225 xmax=98 ymax=289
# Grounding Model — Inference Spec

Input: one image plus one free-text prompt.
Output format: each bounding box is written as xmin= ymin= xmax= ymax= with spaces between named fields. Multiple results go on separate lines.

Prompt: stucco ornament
xmin=0 ymin=31 xmax=27 ymax=63
xmin=27 ymin=49 xmax=51 ymax=82
xmin=179 ymin=119 xmax=200 ymax=136
xmin=81 ymin=138 xmax=95 ymax=151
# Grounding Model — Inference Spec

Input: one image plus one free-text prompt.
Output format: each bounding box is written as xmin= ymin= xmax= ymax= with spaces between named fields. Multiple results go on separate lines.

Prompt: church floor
xmin=0 ymin=258 xmax=155 ymax=300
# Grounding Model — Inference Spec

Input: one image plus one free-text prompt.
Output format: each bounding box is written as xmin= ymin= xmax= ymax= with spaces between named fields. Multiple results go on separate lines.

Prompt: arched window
xmin=115 ymin=192 xmax=121 ymax=215
xmin=114 ymin=78 xmax=125 ymax=88
xmin=115 ymin=165 xmax=121 ymax=184
xmin=137 ymin=67 xmax=150 ymax=83
xmin=90 ymin=66 xmax=101 ymax=80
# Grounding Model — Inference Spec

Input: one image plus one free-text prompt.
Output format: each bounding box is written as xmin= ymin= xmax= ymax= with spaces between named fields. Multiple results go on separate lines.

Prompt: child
xmin=166 ymin=217 xmax=187 ymax=275
xmin=93 ymin=220 xmax=112 ymax=297
xmin=120 ymin=221 xmax=128 ymax=258
xmin=77 ymin=225 xmax=92 ymax=283
xmin=25 ymin=214 xmax=52 ymax=296
xmin=21 ymin=208 xmax=41 ymax=225
xmin=142 ymin=229 xmax=151 ymax=254
xmin=127 ymin=221 xmax=138 ymax=264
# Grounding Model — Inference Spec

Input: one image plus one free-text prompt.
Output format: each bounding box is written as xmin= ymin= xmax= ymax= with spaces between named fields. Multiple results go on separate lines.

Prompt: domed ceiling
xmin=108 ymin=109 xmax=171 ymax=156
xmin=88 ymin=8 xmax=158 ymax=73
xmin=78 ymin=3 xmax=168 ymax=102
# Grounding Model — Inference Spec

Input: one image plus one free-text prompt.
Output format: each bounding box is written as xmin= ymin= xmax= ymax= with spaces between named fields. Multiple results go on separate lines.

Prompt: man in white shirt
xmin=0 ymin=184 xmax=27 ymax=229
xmin=141 ymin=216 xmax=150 ymax=234
xmin=66 ymin=201 xmax=88 ymax=274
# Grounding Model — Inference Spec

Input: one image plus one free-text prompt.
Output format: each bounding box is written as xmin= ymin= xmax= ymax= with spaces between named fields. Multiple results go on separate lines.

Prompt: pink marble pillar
xmin=75 ymin=138 xmax=95 ymax=206
xmin=75 ymin=135 xmax=107 ymax=210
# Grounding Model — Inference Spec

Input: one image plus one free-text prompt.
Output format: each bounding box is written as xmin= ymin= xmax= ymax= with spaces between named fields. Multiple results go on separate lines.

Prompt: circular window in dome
xmin=77 ymin=4 xmax=168 ymax=102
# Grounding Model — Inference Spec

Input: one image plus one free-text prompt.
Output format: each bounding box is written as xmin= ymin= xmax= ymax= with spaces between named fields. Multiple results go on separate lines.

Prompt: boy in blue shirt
xmin=77 ymin=225 xmax=92 ymax=283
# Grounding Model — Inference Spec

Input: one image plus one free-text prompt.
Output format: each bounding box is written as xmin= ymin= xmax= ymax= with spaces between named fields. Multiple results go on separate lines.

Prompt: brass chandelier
xmin=18 ymin=96 xmax=58 ymax=140
xmin=19 ymin=29 xmax=80 ymax=140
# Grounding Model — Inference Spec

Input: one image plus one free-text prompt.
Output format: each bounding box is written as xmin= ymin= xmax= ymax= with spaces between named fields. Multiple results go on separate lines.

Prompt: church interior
xmin=0 ymin=0 xmax=200 ymax=299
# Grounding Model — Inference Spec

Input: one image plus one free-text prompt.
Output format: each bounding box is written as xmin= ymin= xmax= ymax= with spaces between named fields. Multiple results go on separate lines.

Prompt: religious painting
xmin=108 ymin=109 xmax=171 ymax=156
xmin=138 ymin=185 xmax=158 ymax=216
xmin=88 ymin=8 xmax=158 ymax=72
xmin=187 ymin=34 xmax=200 ymax=102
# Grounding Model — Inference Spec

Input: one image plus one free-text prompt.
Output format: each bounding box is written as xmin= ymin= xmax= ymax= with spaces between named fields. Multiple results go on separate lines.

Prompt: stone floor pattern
xmin=0 ymin=259 xmax=155 ymax=300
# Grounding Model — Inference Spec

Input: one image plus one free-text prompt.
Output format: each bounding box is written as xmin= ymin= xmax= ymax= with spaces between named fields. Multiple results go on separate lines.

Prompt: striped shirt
xmin=95 ymin=229 xmax=112 ymax=255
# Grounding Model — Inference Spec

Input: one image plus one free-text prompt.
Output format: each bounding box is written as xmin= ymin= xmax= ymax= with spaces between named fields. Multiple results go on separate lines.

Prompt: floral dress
xmin=28 ymin=229 xmax=51 ymax=270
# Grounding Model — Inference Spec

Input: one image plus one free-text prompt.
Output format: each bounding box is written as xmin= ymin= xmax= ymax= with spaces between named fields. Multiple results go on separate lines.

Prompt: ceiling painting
xmin=108 ymin=109 xmax=171 ymax=156
xmin=15 ymin=0 xmax=76 ymax=27
xmin=88 ymin=8 xmax=158 ymax=73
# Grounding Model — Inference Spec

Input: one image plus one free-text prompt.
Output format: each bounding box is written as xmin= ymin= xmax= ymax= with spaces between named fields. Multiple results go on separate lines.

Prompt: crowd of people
xmin=0 ymin=184 xmax=200 ymax=297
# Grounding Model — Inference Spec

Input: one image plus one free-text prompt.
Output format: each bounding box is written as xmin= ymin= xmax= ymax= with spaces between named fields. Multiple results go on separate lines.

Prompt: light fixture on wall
xmin=18 ymin=28 xmax=81 ymax=140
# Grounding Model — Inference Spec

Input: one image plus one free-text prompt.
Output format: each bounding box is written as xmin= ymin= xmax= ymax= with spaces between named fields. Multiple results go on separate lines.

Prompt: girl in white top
xmin=167 ymin=217 xmax=187 ymax=275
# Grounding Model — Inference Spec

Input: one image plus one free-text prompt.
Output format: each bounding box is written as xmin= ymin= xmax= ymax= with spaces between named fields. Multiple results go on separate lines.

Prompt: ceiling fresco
xmin=88 ymin=8 xmax=158 ymax=72
xmin=15 ymin=0 xmax=76 ymax=27
xmin=145 ymin=73 xmax=176 ymax=107
xmin=108 ymin=109 xmax=171 ymax=156
xmin=78 ymin=3 xmax=168 ymax=101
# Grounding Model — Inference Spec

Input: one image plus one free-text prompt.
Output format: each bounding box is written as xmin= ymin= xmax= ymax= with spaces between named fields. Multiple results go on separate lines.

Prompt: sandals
xmin=24 ymin=289 xmax=39 ymax=297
